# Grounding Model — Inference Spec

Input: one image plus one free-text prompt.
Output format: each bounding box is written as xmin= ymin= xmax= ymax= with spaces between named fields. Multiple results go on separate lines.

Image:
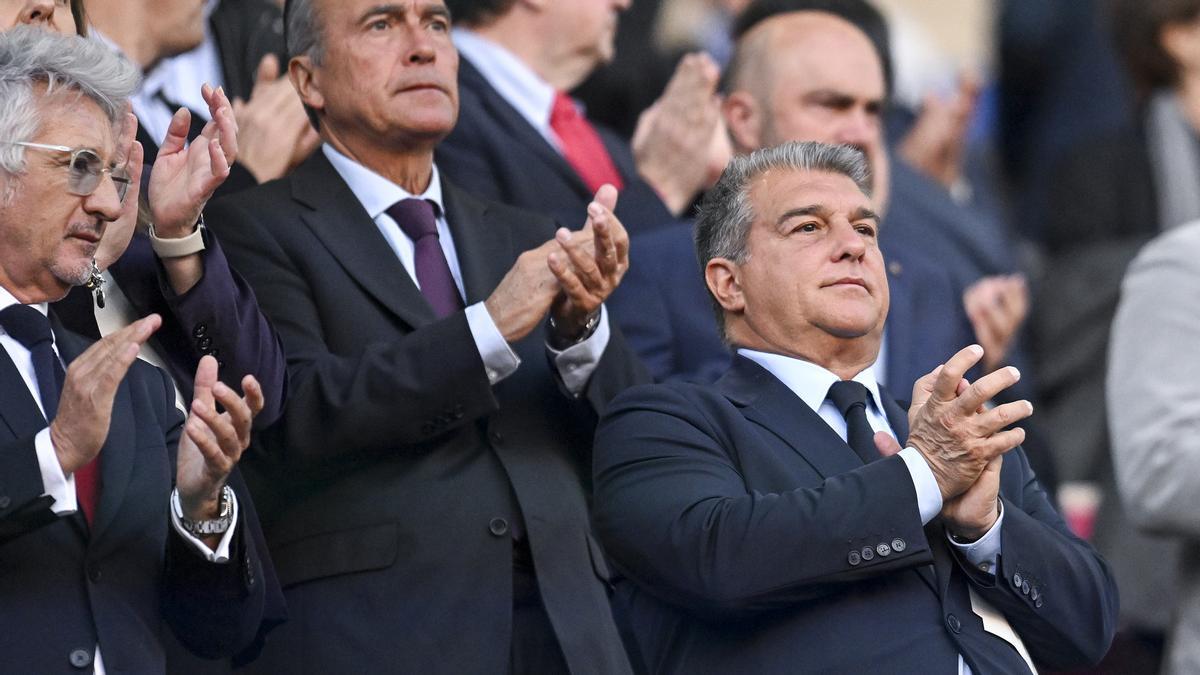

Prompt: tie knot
xmin=388 ymin=198 xmax=438 ymax=241
xmin=827 ymin=380 xmax=870 ymax=417
xmin=0 ymin=304 xmax=53 ymax=350
xmin=550 ymin=91 xmax=579 ymax=124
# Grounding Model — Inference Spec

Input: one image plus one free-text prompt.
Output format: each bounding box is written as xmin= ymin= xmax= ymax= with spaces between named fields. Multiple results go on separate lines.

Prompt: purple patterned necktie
xmin=387 ymin=198 xmax=463 ymax=318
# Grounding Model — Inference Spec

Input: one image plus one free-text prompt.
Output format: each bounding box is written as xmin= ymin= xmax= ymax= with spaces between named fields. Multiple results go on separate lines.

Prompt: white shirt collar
xmin=452 ymin=28 xmax=558 ymax=136
xmin=321 ymin=144 xmax=446 ymax=219
xmin=0 ymin=286 xmax=48 ymax=317
xmin=737 ymin=348 xmax=885 ymax=415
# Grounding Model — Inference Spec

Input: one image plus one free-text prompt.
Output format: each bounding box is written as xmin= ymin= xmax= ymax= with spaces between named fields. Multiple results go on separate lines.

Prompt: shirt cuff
xmin=169 ymin=488 xmax=239 ymax=563
xmin=547 ymin=305 xmax=611 ymax=397
xmin=947 ymin=501 xmax=1005 ymax=575
xmin=36 ymin=427 xmax=77 ymax=514
xmin=899 ymin=446 xmax=943 ymax=525
xmin=465 ymin=301 xmax=521 ymax=385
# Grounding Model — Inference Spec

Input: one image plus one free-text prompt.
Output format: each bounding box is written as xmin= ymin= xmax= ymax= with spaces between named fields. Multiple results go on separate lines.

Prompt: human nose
xmin=406 ymin=25 xmax=436 ymax=64
xmin=18 ymin=0 xmax=58 ymax=28
xmin=830 ymin=219 xmax=866 ymax=261
xmin=835 ymin=108 xmax=878 ymax=149
xmin=82 ymin=173 xmax=124 ymax=223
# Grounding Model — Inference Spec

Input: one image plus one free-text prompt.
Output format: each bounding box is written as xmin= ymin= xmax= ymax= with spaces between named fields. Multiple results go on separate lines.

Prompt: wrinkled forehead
xmin=30 ymin=83 xmax=119 ymax=161
xmin=751 ymin=168 xmax=871 ymax=217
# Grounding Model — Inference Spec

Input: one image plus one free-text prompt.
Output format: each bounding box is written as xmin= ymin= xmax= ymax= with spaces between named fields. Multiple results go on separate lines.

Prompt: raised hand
xmin=232 ymin=54 xmax=320 ymax=183
xmin=963 ymin=274 xmax=1029 ymax=373
xmin=148 ymin=84 xmax=237 ymax=237
xmin=547 ymin=184 xmax=628 ymax=342
xmin=632 ymin=52 xmax=722 ymax=215
xmin=906 ymin=345 xmax=1031 ymax=501
xmin=95 ymin=109 xmax=143 ymax=271
xmin=175 ymin=356 xmax=264 ymax=522
xmin=49 ymin=315 xmax=162 ymax=474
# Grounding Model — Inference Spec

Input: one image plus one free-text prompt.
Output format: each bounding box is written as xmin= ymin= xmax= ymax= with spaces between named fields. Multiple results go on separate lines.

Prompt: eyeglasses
xmin=1 ymin=141 xmax=131 ymax=203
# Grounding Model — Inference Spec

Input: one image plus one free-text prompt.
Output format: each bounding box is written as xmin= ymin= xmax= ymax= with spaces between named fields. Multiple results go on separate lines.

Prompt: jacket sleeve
xmin=157 ymin=365 xmax=268 ymax=658
xmin=0 ymin=434 xmax=60 ymax=545
xmin=156 ymin=229 xmax=289 ymax=428
xmin=962 ymin=447 xmax=1119 ymax=669
xmin=591 ymin=384 xmax=935 ymax=619
xmin=1109 ymin=226 xmax=1200 ymax=536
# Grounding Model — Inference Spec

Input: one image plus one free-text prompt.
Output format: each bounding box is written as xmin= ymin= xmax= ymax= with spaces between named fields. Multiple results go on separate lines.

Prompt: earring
xmin=84 ymin=259 xmax=106 ymax=309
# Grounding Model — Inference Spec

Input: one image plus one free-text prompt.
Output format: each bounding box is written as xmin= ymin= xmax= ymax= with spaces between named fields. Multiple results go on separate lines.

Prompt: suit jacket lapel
xmin=459 ymin=59 xmax=594 ymax=199
xmin=50 ymin=316 xmax=135 ymax=541
xmin=291 ymin=151 xmax=436 ymax=328
xmin=441 ymin=181 xmax=513 ymax=304
xmin=718 ymin=356 xmax=861 ymax=479
xmin=0 ymin=346 xmax=46 ymax=439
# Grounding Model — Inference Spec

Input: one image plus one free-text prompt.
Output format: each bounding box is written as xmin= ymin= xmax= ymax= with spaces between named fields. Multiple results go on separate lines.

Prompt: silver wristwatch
xmin=174 ymin=485 xmax=234 ymax=536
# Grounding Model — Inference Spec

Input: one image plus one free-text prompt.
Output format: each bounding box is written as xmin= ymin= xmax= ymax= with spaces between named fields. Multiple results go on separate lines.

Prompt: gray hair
xmin=0 ymin=26 xmax=140 ymax=179
xmin=694 ymin=141 xmax=872 ymax=339
xmin=284 ymin=0 xmax=324 ymax=128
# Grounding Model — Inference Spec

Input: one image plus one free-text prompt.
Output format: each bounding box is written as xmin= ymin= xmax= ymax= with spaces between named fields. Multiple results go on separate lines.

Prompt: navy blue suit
xmin=592 ymin=356 xmax=1118 ymax=673
xmin=0 ymin=319 xmax=268 ymax=674
xmin=606 ymin=221 xmax=966 ymax=395
xmin=437 ymin=58 xmax=675 ymax=236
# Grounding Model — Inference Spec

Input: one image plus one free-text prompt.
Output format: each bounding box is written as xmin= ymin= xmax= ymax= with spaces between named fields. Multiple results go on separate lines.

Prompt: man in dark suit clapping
xmin=205 ymin=0 xmax=646 ymax=673
xmin=592 ymin=141 xmax=1118 ymax=673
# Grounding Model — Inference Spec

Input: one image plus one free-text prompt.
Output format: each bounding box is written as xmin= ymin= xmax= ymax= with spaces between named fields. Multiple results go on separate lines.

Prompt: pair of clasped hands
xmin=876 ymin=345 xmax=1033 ymax=541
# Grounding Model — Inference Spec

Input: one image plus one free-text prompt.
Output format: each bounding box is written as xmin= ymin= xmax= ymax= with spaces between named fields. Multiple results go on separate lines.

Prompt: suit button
xmin=848 ymin=550 xmax=861 ymax=566
xmin=198 ymin=337 xmax=213 ymax=350
xmin=68 ymin=648 xmax=92 ymax=668
xmin=860 ymin=546 xmax=874 ymax=562
xmin=876 ymin=543 xmax=892 ymax=557
xmin=87 ymin=565 xmax=101 ymax=582
xmin=1035 ymin=597 xmax=1044 ymax=609
xmin=946 ymin=614 xmax=962 ymax=634
xmin=1012 ymin=572 xmax=1023 ymax=589
xmin=1030 ymin=587 xmax=1040 ymax=601
xmin=489 ymin=517 xmax=508 ymax=537
xmin=193 ymin=323 xmax=208 ymax=338
xmin=0 ymin=495 xmax=10 ymax=509
xmin=891 ymin=538 xmax=906 ymax=553
xmin=1022 ymin=581 xmax=1031 ymax=595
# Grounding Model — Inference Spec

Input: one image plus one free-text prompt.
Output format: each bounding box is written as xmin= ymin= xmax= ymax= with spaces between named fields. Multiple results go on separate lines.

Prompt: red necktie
xmin=549 ymin=92 xmax=625 ymax=194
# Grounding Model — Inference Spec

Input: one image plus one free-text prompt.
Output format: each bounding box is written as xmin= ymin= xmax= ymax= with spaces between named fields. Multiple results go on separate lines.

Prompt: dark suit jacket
xmin=437 ymin=58 xmax=676 ymax=236
xmin=606 ymin=222 xmax=964 ymax=395
xmin=53 ymin=230 xmax=287 ymax=428
xmin=205 ymin=150 xmax=646 ymax=674
xmin=208 ymin=0 xmax=285 ymax=103
xmin=592 ymin=356 xmax=1118 ymax=674
xmin=0 ymin=319 xmax=267 ymax=674
xmin=51 ymin=228 xmax=289 ymax=671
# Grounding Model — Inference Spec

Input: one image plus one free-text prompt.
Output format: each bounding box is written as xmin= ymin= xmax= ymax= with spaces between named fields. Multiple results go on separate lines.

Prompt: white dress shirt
xmin=738 ymin=349 xmax=1008 ymax=675
xmin=322 ymin=144 xmax=609 ymax=394
xmin=0 ymin=286 xmax=237 ymax=675
xmin=452 ymin=28 xmax=562 ymax=151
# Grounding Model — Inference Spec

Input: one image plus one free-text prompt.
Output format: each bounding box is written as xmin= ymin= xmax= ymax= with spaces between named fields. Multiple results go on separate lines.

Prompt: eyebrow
xmin=357 ymin=2 xmax=450 ymax=23
xmin=776 ymin=204 xmax=880 ymax=227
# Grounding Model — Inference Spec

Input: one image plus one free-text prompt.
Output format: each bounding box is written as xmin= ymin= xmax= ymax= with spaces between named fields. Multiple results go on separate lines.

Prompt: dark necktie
xmin=387 ymin=198 xmax=464 ymax=318
xmin=0 ymin=306 xmax=100 ymax=524
xmin=549 ymin=91 xmax=625 ymax=194
xmin=827 ymin=380 xmax=880 ymax=465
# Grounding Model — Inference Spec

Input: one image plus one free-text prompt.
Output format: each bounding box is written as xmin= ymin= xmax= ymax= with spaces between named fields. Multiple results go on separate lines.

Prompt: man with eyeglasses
xmin=0 ymin=26 xmax=272 ymax=675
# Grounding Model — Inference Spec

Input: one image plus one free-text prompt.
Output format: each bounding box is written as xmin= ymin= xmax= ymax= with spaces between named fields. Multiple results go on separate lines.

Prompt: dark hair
xmin=1109 ymin=0 xmax=1200 ymax=97
xmin=442 ymin=0 xmax=517 ymax=28
xmin=731 ymin=0 xmax=892 ymax=96
xmin=71 ymin=0 xmax=86 ymax=36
